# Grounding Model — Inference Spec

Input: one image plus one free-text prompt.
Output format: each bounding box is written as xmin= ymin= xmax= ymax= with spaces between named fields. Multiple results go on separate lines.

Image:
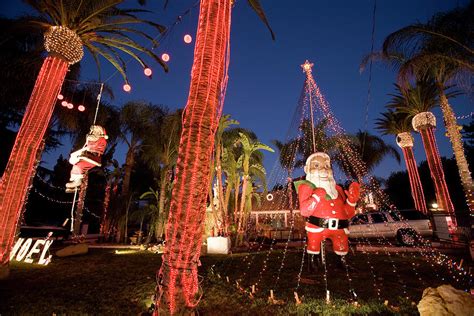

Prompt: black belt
xmin=306 ymin=216 xmax=349 ymax=229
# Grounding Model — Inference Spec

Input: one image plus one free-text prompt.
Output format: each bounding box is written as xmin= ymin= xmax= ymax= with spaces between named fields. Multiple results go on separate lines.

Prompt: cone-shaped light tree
xmin=156 ymin=0 xmax=274 ymax=314
xmin=376 ymin=110 xmax=427 ymax=213
xmin=388 ymin=82 xmax=455 ymax=219
xmin=0 ymin=0 xmax=167 ymax=278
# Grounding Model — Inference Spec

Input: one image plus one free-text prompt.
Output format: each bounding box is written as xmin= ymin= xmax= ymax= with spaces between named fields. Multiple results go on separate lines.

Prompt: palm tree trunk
xmin=438 ymin=89 xmax=474 ymax=213
xmin=100 ymin=183 xmax=111 ymax=240
xmin=124 ymin=194 xmax=133 ymax=244
xmin=138 ymin=217 xmax=144 ymax=244
xmin=216 ymin=145 xmax=227 ymax=231
xmin=156 ymin=0 xmax=232 ymax=314
xmin=156 ymin=168 xmax=170 ymax=241
xmin=223 ymin=179 xmax=232 ymax=234
xmin=0 ymin=56 xmax=68 ymax=278
xmin=73 ymin=173 xmax=89 ymax=235
xmin=122 ymin=145 xmax=135 ymax=199
xmin=237 ymin=175 xmax=248 ymax=235
xmin=419 ymin=126 xmax=455 ymax=217
xmin=234 ymin=176 xmax=240 ymax=224
xmin=401 ymin=146 xmax=427 ymax=214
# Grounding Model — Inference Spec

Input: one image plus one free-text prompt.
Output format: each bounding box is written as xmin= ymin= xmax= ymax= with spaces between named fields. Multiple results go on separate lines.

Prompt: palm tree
xmin=350 ymin=130 xmax=401 ymax=174
xmin=388 ymin=81 xmax=455 ymax=218
xmin=376 ymin=110 xmax=428 ymax=213
xmin=235 ymin=132 xmax=273 ymax=239
xmin=212 ymin=115 xmax=239 ymax=233
xmin=272 ymin=140 xmax=298 ymax=177
xmin=221 ymin=147 xmax=239 ymax=229
xmin=139 ymin=188 xmax=163 ymax=243
xmin=375 ymin=2 xmax=474 ymax=211
xmin=119 ymin=102 xmax=166 ymax=199
xmin=157 ymin=0 xmax=273 ymax=312
xmin=296 ymin=118 xmax=338 ymax=166
xmin=221 ymin=127 xmax=262 ymax=227
xmin=141 ymin=109 xmax=182 ymax=243
xmin=117 ymin=102 xmax=165 ymax=244
xmin=0 ymin=0 xmax=167 ymax=278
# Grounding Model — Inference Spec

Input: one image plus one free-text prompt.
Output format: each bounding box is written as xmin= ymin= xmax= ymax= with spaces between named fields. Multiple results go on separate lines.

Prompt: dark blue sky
xmin=2 ymin=0 xmax=472 ymax=180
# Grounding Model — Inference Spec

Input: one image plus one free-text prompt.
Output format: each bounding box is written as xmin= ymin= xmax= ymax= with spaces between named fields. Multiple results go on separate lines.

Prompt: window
xmin=370 ymin=213 xmax=386 ymax=223
xmin=389 ymin=211 xmax=400 ymax=221
xmin=351 ymin=214 xmax=368 ymax=225
xmin=399 ymin=210 xmax=428 ymax=220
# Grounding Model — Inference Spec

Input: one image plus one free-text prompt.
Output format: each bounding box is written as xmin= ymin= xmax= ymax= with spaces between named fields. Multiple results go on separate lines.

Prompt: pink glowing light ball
xmin=67 ymin=103 xmax=74 ymax=109
xmin=57 ymin=94 xmax=64 ymax=100
xmin=144 ymin=68 xmax=152 ymax=77
xmin=78 ymin=105 xmax=85 ymax=112
xmin=123 ymin=83 xmax=132 ymax=92
xmin=161 ymin=53 xmax=170 ymax=62
xmin=61 ymin=101 xmax=68 ymax=107
xmin=184 ymin=34 xmax=192 ymax=44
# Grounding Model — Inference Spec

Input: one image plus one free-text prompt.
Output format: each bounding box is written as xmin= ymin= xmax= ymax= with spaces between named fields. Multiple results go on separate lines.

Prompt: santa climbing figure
xmin=66 ymin=125 xmax=108 ymax=192
xmin=295 ymin=152 xmax=360 ymax=267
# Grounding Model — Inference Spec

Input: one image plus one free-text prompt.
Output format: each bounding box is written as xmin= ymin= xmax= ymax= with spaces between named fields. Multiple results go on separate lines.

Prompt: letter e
xmin=24 ymin=240 xmax=45 ymax=263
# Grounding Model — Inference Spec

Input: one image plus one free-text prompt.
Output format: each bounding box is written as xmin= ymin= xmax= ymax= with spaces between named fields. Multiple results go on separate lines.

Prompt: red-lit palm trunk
xmin=400 ymin=146 xmax=427 ymax=213
xmin=418 ymin=126 xmax=455 ymax=217
xmin=0 ymin=56 xmax=68 ymax=277
xmin=100 ymin=183 xmax=112 ymax=239
xmin=156 ymin=0 xmax=231 ymax=314
xmin=73 ymin=173 xmax=89 ymax=235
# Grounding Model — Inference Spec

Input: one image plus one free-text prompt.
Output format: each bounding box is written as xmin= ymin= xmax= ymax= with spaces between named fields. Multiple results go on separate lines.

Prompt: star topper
xmin=301 ymin=60 xmax=314 ymax=73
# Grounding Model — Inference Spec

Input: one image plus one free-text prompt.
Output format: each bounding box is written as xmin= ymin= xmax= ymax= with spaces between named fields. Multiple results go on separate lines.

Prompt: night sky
xmin=1 ymin=0 xmax=472 ymax=181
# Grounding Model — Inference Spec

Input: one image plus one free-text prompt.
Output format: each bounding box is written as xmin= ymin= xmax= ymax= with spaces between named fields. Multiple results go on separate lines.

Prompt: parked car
xmin=348 ymin=209 xmax=433 ymax=246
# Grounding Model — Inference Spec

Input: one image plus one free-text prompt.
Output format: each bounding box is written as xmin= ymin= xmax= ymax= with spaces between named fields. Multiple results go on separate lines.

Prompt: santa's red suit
xmin=66 ymin=125 xmax=108 ymax=191
xmin=296 ymin=181 xmax=359 ymax=256
xmin=70 ymin=137 xmax=107 ymax=176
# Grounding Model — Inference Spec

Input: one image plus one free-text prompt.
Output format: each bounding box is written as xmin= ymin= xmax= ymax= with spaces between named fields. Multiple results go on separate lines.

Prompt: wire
xmin=103 ymin=1 xmax=200 ymax=84
xmin=93 ymin=83 xmax=104 ymax=125
xmin=361 ymin=0 xmax=377 ymax=158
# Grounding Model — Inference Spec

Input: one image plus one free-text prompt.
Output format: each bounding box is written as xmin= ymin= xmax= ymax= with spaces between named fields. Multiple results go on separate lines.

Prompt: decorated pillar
xmin=396 ymin=132 xmax=427 ymax=214
xmin=412 ymin=112 xmax=454 ymax=220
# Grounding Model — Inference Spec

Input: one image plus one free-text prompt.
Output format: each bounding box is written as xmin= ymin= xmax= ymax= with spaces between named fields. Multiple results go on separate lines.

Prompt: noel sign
xmin=10 ymin=235 xmax=53 ymax=265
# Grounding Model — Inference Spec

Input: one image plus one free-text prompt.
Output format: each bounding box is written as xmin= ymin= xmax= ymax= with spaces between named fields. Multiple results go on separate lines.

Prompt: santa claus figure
xmin=295 ymin=152 xmax=360 ymax=257
xmin=66 ymin=125 xmax=108 ymax=192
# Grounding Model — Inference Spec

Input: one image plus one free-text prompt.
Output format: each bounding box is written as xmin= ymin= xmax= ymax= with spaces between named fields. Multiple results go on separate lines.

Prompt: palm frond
xmin=24 ymin=0 xmax=168 ymax=82
xmin=375 ymin=110 xmax=412 ymax=136
xmin=246 ymin=0 xmax=275 ymax=40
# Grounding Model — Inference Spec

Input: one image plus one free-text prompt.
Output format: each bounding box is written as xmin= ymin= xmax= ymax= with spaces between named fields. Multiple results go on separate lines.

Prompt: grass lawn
xmin=0 ymin=246 xmax=469 ymax=315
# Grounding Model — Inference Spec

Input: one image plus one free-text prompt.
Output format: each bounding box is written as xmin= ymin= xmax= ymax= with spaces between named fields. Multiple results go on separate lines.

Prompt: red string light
xmin=419 ymin=127 xmax=455 ymax=219
xmin=402 ymin=147 xmax=427 ymax=214
xmin=157 ymin=0 xmax=232 ymax=314
xmin=0 ymin=56 xmax=68 ymax=269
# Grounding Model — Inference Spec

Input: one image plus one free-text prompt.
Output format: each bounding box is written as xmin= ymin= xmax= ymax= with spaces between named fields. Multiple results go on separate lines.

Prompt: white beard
xmin=306 ymin=173 xmax=338 ymax=199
